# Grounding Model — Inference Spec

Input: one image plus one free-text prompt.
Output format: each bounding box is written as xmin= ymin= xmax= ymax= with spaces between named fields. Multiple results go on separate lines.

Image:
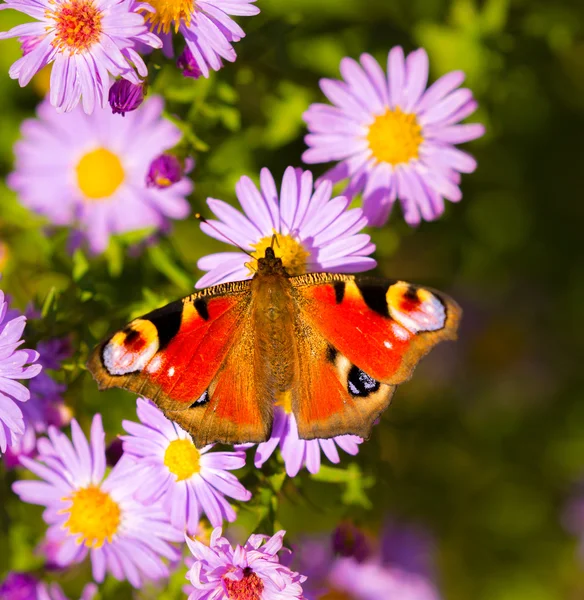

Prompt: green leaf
xmin=147 ymin=244 xmax=193 ymax=292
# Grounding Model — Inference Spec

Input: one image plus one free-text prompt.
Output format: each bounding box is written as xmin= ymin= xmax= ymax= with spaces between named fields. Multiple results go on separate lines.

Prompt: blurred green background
xmin=1 ymin=0 xmax=584 ymax=598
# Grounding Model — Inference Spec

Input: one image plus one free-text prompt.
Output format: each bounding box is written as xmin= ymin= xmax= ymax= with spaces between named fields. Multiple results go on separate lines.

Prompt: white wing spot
xmin=168 ymin=366 xmax=175 ymax=377
xmin=383 ymin=340 xmax=393 ymax=349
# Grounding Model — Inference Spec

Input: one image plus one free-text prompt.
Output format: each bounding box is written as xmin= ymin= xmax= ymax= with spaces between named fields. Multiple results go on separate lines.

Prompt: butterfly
xmin=87 ymin=247 xmax=461 ymax=448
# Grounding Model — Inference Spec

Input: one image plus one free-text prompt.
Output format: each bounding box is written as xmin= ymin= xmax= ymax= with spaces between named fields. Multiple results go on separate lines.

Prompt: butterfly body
xmin=88 ymin=248 xmax=461 ymax=447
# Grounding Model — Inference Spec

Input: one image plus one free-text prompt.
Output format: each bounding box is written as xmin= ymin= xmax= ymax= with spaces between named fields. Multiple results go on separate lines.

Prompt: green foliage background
xmin=1 ymin=0 xmax=584 ymax=598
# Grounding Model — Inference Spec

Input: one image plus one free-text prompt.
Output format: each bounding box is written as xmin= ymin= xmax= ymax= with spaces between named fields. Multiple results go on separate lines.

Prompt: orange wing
xmin=289 ymin=273 xmax=461 ymax=440
xmin=87 ymin=281 xmax=272 ymax=447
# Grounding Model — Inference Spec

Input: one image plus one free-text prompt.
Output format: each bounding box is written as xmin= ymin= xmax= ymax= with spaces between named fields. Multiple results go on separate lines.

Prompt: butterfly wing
xmin=290 ymin=273 xmax=461 ymax=440
xmin=87 ymin=281 xmax=272 ymax=446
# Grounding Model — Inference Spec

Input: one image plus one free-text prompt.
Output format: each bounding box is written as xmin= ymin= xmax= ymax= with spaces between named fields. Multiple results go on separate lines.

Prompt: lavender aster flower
xmin=38 ymin=582 xmax=97 ymax=600
xmin=144 ymin=0 xmax=259 ymax=78
xmin=196 ymin=166 xmax=376 ymax=288
xmin=326 ymin=558 xmax=441 ymax=600
xmin=109 ymin=79 xmax=145 ymax=116
xmin=0 ymin=291 xmax=41 ymax=455
xmin=303 ymin=47 xmax=485 ymax=226
xmin=4 ymin=337 xmax=72 ymax=469
xmin=13 ymin=414 xmax=183 ymax=588
xmin=185 ymin=527 xmax=306 ymax=600
xmin=8 ymin=97 xmax=192 ymax=254
xmin=0 ymin=573 xmax=97 ymax=600
xmin=121 ymin=398 xmax=251 ymax=534
xmin=249 ymin=407 xmax=362 ymax=478
xmin=293 ymin=522 xmax=440 ymax=600
xmin=0 ymin=572 xmax=38 ymax=599
xmin=0 ymin=0 xmax=161 ymax=114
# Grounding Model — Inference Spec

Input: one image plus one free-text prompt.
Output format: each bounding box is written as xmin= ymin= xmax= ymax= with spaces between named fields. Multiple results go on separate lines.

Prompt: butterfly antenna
xmin=195 ymin=213 xmax=258 ymax=273
xmin=270 ymin=232 xmax=281 ymax=250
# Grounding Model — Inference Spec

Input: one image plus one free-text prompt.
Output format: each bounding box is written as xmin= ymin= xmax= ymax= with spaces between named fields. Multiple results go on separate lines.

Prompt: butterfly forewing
xmin=87 ymin=281 xmax=252 ymax=415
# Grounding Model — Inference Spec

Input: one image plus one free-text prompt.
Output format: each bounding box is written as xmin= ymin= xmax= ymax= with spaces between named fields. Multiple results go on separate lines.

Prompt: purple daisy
xmin=293 ymin=521 xmax=440 ymax=600
xmin=0 ymin=291 xmax=42 ymax=455
xmin=302 ymin=47 xmax=485 ymax=226
xmin=196 ymin=166 xmax=375 ymax=288
xmin=246 ymin=407 xmax=362 ymax=478
xmin=0 ymin=573 xmax=97 ymax=600
xmin=8 ymin=96 xmax=192 ymax=254
xmin=325 ymin=558 xmax=441 ymax=600
xmin=185 ymin=527 xmax=306 ymax=600
xmin=13 ymin=414 xmax=183 ymax=588
xmin=4 ymin=337 xmax=72 ymax=469
xmin=121 ymin=398 xmax=251 ymax=534
xmin=144 ymin=0 xmax=259 ymax=78
xmin=0 ymin=0 xmax=161 ymax=113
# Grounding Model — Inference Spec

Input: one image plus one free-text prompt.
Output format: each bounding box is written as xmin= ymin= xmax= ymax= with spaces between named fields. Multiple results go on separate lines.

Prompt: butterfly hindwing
xmin=293 ymin=321 xmax=396 ymax=440
xmin=290 ymin=273 xmax=460 ymax=440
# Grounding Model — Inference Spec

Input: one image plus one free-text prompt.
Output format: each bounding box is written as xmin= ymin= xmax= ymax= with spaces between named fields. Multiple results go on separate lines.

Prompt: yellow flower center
xmin=51 ymin=0 xmax=103 ymax=54
xmin=61 ymin=485 xmax=121 ymax=548
xmin=144 ymin=0 xmax=195 ymax=34
xmin=366 ymin=107 xmax=423 ymax=166
xmin=250 ymin=234 xmax=310 ymax=277
xmin=76 ymin=148 xmax=125 ymax=200
xmin=164 ymin=438 xmax=201 ymax=481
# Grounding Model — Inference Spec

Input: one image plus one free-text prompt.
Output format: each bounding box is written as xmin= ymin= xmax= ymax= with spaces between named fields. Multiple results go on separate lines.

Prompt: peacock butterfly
xmin=87 ymin=247 xmax=461 ymax=447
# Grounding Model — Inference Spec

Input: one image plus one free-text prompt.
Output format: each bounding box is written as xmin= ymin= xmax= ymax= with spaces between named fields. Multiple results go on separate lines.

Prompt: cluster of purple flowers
xmin=0 ymin=0 xmax=488 ymax=594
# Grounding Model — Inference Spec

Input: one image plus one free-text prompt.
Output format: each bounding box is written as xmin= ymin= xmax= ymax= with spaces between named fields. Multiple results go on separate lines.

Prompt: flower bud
xmin=108 ymin=79 xmax=145 ymax=116
xmin=177 ymin=47 xmax=203 ymax=79
xmin=146 ymin=154 xmax=183 ymax=188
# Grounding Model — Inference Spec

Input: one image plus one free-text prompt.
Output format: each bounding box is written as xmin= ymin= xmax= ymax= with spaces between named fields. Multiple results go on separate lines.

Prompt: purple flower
xmin=0 ymin=572 xmax=38 ymax=599
xmin=326 ymin=558 xmax=441 ymax=600
xmin=177 ymin=47 xmax=203 ymax=79
xmin=108 ymin=79 xmax=145 ymax=116
xmin=380 ymin=519 xmax=436 ymax=579
xmin=4 ymin=337 xmax=72 ymax=469
xmin=13 ymin=414 xmax=183 ymax=588
xmin=185 ymin=527 xmax=306 ymax=600
xmin=293 ymin=522 xmax=441 ymax=600
xmin=0 ymin=290 xmax=42 ymax=455
xmin=196 ymin=166 xmax=376 ymax=288
xmin=0 ymin=573 xmax=97 ymax=600
xmin=0 ymin=0 xmax=161 ymax=114
xmin=146 ymin=154 xmax=183 ymax=188
xmin=38 ymin=583 xmax=97 ymax=600
xmin=303 ymin=47 xmax=485 ymax=226
xmin=8 ymin=96 xmax=192 ymax=254
xmin=247 ymin=407 xmax=362 ymax=478
xmin=144 ymin=0 xmax=259 ymax=78
xmin=121 ymin=398 xmax=251 ymax=534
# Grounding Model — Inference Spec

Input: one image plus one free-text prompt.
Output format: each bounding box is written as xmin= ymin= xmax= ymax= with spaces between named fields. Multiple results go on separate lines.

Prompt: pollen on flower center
xmin=250 ymin=234 xmax=310 ymax=277
xmin=51 ymin=0 xmax=103 ymax=54
xmin=76 ymin=147 xmax=125 ymax=200
xmin=144 ymin=0 xmax=195 ymax=34
xmin=164 ymin=438 xmax=201 ymax=481
xmin=61 ymin=485 xmax=121 ymax=548
xmin=223 ymin=567 xmax=264 ymax=600
xmin=366 ymin=107 xmax=423 ymax=166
